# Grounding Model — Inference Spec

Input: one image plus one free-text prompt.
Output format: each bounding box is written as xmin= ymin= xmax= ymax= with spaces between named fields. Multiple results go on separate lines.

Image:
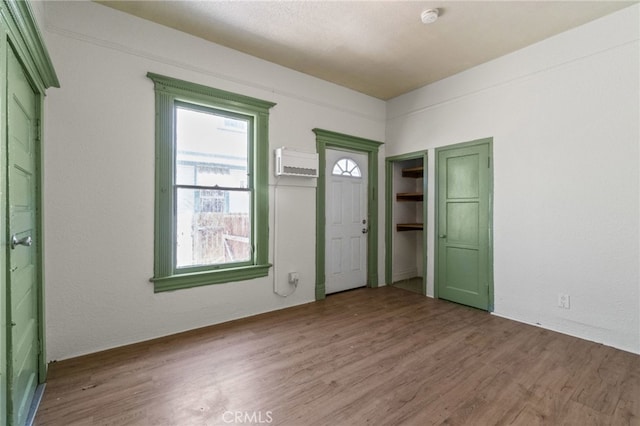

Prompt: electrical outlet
xmin=288 ymin=272 xmax=299 ymax=285
xmin=558 ymin=293 xmax=570 ymax=309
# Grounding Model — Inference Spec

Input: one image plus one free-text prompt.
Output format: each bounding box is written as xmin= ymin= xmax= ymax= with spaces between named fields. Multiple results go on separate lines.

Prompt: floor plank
xmin=35 ymin=287 xmax=639 ymax=426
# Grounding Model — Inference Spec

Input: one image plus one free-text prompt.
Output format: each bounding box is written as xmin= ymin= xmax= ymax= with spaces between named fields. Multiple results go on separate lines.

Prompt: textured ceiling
xmin=97 ymin=1 xmax=637 ymax=100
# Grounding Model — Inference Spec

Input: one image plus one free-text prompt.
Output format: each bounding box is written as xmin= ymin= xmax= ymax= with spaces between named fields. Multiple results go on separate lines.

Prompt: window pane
xmin=176 ymin=188 xmax=251 ymax=268
xmin=175 ymin=106 xmax=249 ymax=188
xmin=332 ymin=158 xmax=362 ymax=178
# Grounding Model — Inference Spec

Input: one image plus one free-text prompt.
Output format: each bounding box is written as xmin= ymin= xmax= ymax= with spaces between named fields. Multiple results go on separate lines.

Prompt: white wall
xmin=387 ymin=5 xmax=640 ymax=353
xmin=42 ymin=1 xmax=386 ymax=361
xmin=29 ymin=0 xmax=45 ymax=32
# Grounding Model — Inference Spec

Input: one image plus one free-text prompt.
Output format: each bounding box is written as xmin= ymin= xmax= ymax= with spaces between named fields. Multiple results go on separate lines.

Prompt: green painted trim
xmin=147 ymin=72 xmax=275 ymax=112
xmin=384 ymin=150 xmax=428 ymax=294
xmin=147 ymin=73 xmax=275 ymax=292
xmin=422 ymin=155 xmax=428 ymax=296
xmin=3 ymin=0 xmax=59 ymax=89
xmin=36 ymin=97 xmax=46 ymax=384
xmin=0 ymin=3 xmax=57 ymax=422
xmin=0 ymin=20 xmax=6 ymax=426
xmin=384 ymin=159 xmax=393 ymax=285
xmin=313 ymin=128 xmax=383 ymax=300
xmin=434 ymin=137 xmax=493 ymax=310
xmin=254 ymin=111 xmax=270 ymax=267
xmin=385 ymin=150 xmax=427 ymax=161
xmin=315 ymin=146 xmax=327 ymax=301
xmin=313 ymin=128 xmax=382 ymax=152
xmin=435 ymin=137 xmax=493 ymax=152
xmin=152 ymin=264 xmax=272 ymax=293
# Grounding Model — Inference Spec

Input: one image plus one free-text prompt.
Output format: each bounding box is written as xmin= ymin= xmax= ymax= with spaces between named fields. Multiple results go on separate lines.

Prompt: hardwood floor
xmin=35 ymin=286 xmax=639 ymax=426
xmin=390 ymin=277 xmax=423 ymax=295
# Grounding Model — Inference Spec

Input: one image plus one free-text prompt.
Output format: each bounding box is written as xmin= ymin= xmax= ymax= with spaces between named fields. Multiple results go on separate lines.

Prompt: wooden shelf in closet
xmin=396 ymin=223 xmax=424 ymax=232
xmin=397 ymin=166 xmax=424 ymax=231
xmin=396 ymin=192 xmax=423 ymax=202
xmin=401 ymin=166 xmax=424 ymax=179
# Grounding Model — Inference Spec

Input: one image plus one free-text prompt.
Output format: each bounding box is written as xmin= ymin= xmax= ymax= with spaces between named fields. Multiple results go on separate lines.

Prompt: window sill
xmin=151 ymin=263 xmax=272 ymax=293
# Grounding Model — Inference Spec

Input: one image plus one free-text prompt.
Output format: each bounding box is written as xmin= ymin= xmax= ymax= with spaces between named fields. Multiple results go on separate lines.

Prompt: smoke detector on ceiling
xmin=421 ymin=8 xmax=440 ymax=24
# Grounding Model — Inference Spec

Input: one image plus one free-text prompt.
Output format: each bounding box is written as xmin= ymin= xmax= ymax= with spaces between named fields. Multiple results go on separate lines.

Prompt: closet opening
xmin=385 ymin=151 xmax=428 ymax=295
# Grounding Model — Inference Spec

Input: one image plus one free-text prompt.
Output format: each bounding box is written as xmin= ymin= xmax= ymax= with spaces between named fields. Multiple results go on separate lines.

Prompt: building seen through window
xmin=175 ymin=105 xmax=251 ymax=268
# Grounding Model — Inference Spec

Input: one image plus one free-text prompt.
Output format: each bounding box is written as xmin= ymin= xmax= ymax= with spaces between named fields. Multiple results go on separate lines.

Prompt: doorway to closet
xmin=385 ymin=151 xmax=427 ymax=295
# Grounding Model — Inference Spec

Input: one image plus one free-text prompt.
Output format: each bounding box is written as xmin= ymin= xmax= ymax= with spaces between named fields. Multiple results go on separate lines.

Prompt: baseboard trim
xmin=491 ymin=312 xmax=639 ymax=355
xmin=26 ymin=383 xmax=46 ymax=426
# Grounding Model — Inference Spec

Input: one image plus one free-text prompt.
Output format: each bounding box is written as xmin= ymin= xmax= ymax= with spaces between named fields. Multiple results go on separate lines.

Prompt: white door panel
xmin=325 ymin=150 xmax=367 ymax=294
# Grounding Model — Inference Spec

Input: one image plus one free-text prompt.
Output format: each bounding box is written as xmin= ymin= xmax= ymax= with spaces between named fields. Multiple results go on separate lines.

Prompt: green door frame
xmin=0 ymin=2 xmax=59 ymax=425
xmin=313 ymin=129 xmax=383 ymax=300
xmin=434 ymin=137 xmax=494 ymax=310
xmin=385 ymin=150 xmax=428 ymax=294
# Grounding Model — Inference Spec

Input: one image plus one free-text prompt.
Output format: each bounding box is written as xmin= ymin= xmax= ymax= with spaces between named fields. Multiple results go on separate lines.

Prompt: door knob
xmin=11 ymin=235 xmax=32 ymax=249
xmin=362 ymin=228 xmax=369 ymax=234
xmin=439 ymin=234 xmax=447 ymax=238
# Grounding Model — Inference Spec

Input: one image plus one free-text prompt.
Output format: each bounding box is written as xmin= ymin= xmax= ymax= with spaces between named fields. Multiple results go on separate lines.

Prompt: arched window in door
xmin=332 ymin=157 xmax=362 ymax=178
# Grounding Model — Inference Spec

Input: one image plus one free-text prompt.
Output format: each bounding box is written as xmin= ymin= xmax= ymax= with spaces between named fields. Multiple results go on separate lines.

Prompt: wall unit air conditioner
xmin=274 ymin=147 xmax=319 ymax=177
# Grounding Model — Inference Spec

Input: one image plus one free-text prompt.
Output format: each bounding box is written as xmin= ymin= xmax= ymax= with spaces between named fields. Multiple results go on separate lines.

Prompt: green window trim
xmin=147 ymin=72 xmax=275 ymax=292
xmin=152 ymin=264 xmax=273 ymax=293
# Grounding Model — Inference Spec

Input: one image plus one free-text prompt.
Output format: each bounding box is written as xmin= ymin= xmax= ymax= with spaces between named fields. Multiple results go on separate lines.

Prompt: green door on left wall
xmin=7 ymin=45 xmax=40 ymax=426
xmin=0 ymin=3 xmax=59 ymax=425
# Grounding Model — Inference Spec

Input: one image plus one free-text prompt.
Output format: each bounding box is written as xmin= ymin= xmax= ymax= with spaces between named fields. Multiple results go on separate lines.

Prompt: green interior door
xmin=7 ymin=46 xmax=39 ymax=426
xmin=436 ymin=142 xmax=492 ymax=310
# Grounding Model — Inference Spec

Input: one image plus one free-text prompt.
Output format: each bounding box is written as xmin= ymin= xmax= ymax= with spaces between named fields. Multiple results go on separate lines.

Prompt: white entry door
xmin=325 ymin=150 xmax=368 ymax=294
